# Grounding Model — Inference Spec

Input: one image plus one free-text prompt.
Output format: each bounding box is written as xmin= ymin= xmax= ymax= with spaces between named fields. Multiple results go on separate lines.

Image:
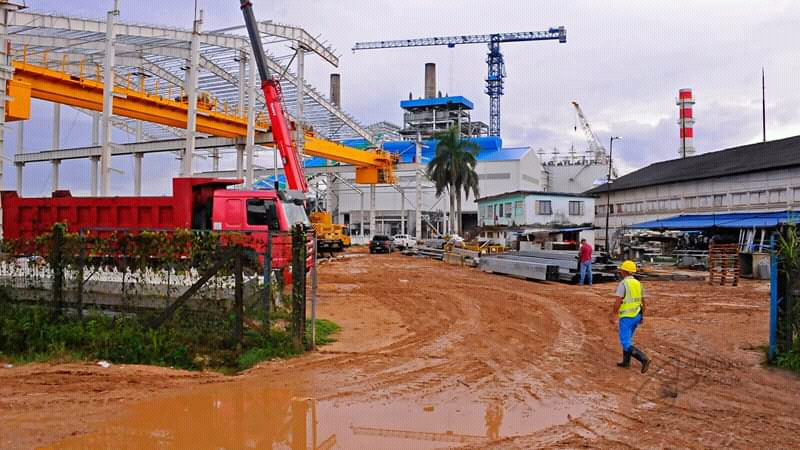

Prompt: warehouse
xmin=586 ymin=135 xmax=800 ymax=252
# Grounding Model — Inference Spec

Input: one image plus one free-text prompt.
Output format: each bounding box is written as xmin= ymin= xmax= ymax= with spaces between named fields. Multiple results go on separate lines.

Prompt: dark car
xmin=369 ymin=235 xmax=394 ymax=254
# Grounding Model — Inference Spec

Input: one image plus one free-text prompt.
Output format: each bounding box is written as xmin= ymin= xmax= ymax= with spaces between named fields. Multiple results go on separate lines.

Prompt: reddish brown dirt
xmin=2 ymin=252 xmax=800 ymax=449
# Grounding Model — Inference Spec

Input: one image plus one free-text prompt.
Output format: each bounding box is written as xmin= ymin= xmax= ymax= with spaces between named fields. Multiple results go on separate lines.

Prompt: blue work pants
xmin=618 ymin=314 xmax=642 ymax=351
xmin=579 ymin=261 xmax=592 ymax=285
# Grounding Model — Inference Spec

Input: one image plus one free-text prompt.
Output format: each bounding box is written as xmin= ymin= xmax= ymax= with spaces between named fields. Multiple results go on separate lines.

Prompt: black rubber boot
xmin=617 ymin=349 xmax=632 ymax=368
xmin=631 ymin=346 xmax=651 ymax=373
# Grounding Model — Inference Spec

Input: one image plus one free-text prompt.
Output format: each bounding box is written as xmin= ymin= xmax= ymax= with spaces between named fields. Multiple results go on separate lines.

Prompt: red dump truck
xmin=0 ymin=177 xmax=312 ymax=276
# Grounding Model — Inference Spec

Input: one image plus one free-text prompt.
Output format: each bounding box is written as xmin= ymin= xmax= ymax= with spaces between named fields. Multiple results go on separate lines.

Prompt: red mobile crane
xmin=239 ymin=0 xmax=308 ymax=194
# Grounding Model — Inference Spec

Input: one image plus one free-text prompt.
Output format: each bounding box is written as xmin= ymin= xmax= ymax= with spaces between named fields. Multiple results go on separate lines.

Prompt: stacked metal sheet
xmin=479 ymin=254 xmax=560 ymax=281
xmin=481 ymin=250 xmax=617 ymax=283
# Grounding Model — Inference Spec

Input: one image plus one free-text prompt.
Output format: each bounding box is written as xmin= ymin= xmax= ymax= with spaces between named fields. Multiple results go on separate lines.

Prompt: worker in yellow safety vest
xmin=610 ymin=260 xmax=650 ymax=373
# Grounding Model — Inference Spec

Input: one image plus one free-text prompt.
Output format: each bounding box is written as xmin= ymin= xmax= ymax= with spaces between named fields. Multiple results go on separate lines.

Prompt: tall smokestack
xmin=676 ymin=88 xmax=696 ymax=158
xmin=424 ymin=63 xmax=436 ymax=99
xmin=330 ymin=73 xmax=341 ymax=107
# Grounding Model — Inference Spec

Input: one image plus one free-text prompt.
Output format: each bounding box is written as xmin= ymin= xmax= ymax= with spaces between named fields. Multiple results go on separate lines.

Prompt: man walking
xmin=611 ymin=260 xmax=650 ymax=373
xmin=578 ymin=238 xmax=593 ymax=286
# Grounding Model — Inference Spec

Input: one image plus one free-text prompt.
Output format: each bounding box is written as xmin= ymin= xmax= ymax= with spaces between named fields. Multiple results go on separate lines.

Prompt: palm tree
xmin=426 ymin=126 xmax=480 ymax=235
xmin=457 ymin=164 xmax=480 ymax=235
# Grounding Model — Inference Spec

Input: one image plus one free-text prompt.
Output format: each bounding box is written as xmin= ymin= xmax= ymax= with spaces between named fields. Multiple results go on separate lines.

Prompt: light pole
xmin=604 ymin=136 xmax=621 ymax=254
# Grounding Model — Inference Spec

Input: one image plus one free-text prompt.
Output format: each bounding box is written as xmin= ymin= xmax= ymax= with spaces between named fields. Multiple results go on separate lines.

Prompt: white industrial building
xmin=586 ymin=135 xmax=800 ymax=251
xmin=316 ymin=140 xmax=549 ymax=239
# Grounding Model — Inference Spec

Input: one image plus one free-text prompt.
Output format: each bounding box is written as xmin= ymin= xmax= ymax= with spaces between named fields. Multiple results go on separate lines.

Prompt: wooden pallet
xmin=708 ymin=244 xmax=740 ymax=286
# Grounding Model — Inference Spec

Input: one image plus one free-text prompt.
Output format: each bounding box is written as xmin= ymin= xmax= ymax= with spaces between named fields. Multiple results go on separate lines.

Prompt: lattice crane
xmin=353 ymin=28 xmax=566 ymax=137
xmin=571 ymin=101 xmax=608 ymax=164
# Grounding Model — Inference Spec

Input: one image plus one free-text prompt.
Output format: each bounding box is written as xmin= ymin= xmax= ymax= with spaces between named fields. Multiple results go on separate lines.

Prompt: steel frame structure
xmin=1 ymin=5 xmax=375 ymax=195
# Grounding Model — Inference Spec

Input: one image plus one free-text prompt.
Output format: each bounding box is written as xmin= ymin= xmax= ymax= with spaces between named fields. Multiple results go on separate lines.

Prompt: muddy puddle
xmin=41 ymin=381 xmax=586 ymax=449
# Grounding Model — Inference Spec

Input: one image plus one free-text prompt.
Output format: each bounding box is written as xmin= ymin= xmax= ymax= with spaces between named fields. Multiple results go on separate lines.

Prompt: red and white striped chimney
xmin=677 ymin=88 xmax=695 ymax=158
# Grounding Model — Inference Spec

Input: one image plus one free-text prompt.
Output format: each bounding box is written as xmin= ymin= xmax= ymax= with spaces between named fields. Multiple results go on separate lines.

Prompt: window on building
xmin=504 ymin=202 xmax=513 ymax=218
xmin=537 ymin=200 xmax=552 ymax=215
xmin=684 ymin=197 xmax=696 ymax=209
xmin=514 ymin=201 xmax=524 ymax=217
xmin=794 ymin=188 xmax=800 ymax=202
xmin=569 ymin=201 xmax=584 ymax=216
xmin=713 ymin=194 xmax=726 ymax=207
xmin=670 ymin=198 xmax=680 ymax=210
xmin=769 ymin=189 xmax=786 ymax=203
xmin=647 ymin=200 xmax=657 ymax=211
xmin=698 ymin=196 xmax=712 ymax=208
xmin=732 ymin=193 xmax=748 ymax=205
xmin=658 ymin=199 xmax=667 ymax=210
xmin=609 ymin=204 xmax=615 ymax=214
xmin=751 ymin=191 xmax=767 ymax=204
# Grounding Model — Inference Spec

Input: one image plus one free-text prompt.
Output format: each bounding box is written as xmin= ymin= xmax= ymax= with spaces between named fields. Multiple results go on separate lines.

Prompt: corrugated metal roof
xmin=304 ymin=136 xmax=524 ymax=167
xmin=586 ymin=135 xmax=800 ymax=195
xmin=478 ymin=190 xmax=596 ymax=202
xmin=629 ymin=211 xmax=799 ymax=230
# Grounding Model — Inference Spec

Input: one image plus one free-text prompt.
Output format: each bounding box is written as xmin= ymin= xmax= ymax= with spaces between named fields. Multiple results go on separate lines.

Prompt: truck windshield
xmin=282 ymin=202 xmax=310 ymax=227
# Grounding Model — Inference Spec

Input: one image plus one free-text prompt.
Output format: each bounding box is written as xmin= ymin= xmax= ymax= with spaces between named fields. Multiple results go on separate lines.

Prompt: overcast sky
xmin=6 ymin=0 xmax=800 ymax=195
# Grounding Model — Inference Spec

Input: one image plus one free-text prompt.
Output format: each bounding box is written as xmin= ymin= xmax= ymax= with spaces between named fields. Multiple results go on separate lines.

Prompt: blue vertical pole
xmin=769 ymin=233 xmax=778 ymax=362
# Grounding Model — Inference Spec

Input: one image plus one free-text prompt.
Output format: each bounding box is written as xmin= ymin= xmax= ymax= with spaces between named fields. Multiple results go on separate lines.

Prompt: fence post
xmin=76 ymin=230 xmax=85 ymax=320
xmin=263 ymin=231 xmax=272 ymax=336
xmin=51 ymin=224 xmax=65 ymax=317
xmin=311 ymin=231 xmax=318 ymax=350
xmin=234 ymin=247 xmax=244 ymax=347
xmin=291 ymin=224 xmax=307 ymax=353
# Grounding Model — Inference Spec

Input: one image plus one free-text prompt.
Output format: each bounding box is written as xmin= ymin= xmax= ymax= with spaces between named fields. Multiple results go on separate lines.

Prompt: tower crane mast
xmin=353 ymin=28 xmax=566 ymax=137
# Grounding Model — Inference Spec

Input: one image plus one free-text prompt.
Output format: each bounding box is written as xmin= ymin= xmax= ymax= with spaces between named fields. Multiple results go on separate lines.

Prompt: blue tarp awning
xmin=629 ymin=211 xmax=798 ymax=230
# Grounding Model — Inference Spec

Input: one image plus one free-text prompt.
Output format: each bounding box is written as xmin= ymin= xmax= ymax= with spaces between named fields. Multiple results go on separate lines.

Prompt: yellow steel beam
xmin=9 ymin=61 xmax=262 ymax=138
xmin=7 ymin=61 xmax=398 ymax=183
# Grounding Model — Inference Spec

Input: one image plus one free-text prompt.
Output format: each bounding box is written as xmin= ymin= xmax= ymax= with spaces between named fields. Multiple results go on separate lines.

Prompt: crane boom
xmin=353 ymin=28 xmax=565 ymax=137
xmin=352 ymin=29 xmax=566 ymax=50
xmin=571 ymin=101 xmax=607 ymax=164
xmin=240 ymin=0 xmax=308 ymax=192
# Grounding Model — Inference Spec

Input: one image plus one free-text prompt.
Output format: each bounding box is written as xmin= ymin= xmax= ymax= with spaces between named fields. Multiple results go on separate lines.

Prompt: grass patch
xmin=237 ymin=319 xmax=341 ymax=370
xmin=776 ymin=349 xmax=800 ymax=372
xmin=0 ymin=303 xmax=340 ymax=373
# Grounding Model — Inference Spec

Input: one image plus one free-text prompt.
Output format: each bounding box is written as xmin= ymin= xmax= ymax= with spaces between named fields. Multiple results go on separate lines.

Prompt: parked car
xmin=369 ymin=235 xmax=394 ymax=254
xmin=392 ymin=234 xmax=417 ymax=250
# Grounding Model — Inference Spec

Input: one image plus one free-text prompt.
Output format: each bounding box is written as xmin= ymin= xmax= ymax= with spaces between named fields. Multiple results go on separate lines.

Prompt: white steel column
xmin=295 ymin=48 xmax=305 ymax=159
xmin=92 ymin=113 xmax=100 ymax=145
xmin=52 ymin=103 xmax=61 ymax=150
xmin=100 ymin=1 xmax=119 ymax=196
xmin=235 ymin=145 xmax=244 ymax=179
xmin=15 ymin=122 xmax=23 ymax=194
xmin=183 ymin=9 xmax=202 ymax=177
xmin=359 ymin=192 xmax=365 ymax=238
xmin=245 ymin=51 xmax=256 ymax=189
xmin=369 ymin=184 xmax=376 ymax=238
xmin=237 ymin=50 xmax=246 ymax=117
xmin=90 ymin=114 xmax=99 ymax=195
xmin=90 ymin=157 xmax=99 ymax=196
xmin=133 ymin=153 xmax=143 ymax=196
xmin=51 ymin=160 xmax=60 ymax=193
xmin=15 ymin=163 xmax=22 ymax=194
xmin=415 ymin=133 xmax=422 ymax=240
xmin=400 ymin=188 xmax=406 ymax=235
xmin=0 ymin=2 xmax=18 ymax=192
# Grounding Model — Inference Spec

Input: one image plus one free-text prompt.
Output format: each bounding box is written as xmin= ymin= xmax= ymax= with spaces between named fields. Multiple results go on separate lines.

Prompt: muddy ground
xmin=1 ymin=252 xmax=799 ymax=449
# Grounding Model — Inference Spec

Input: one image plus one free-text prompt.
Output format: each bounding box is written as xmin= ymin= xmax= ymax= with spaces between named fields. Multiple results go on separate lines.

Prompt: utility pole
xmin=604 ymin=136 xmax=621 ymax=253
xmin=762 ymin=67 xmax=766 ymax=143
